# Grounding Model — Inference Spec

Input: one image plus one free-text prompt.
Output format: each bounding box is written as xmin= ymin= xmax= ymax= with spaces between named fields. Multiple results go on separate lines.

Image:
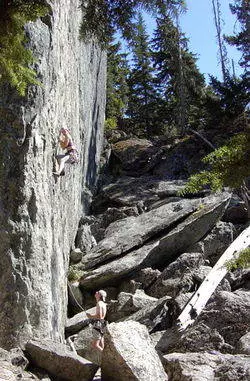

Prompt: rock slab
xmin=25 ymin=339 xmax=98 ymax=381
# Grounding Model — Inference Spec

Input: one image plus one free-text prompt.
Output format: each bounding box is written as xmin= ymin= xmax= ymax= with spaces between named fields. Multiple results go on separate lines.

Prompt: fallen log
xmin=177 ymin=224 xmax=250 ymax=331
xmin=188 ymin=127 xmax=216 ymax=150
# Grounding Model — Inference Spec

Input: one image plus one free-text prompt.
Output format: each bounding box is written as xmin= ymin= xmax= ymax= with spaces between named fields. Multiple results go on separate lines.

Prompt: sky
xmin=180 ymin=0 xmax=242 ymax=81
xmin=142 ymin=0 xmax=243 ymax=82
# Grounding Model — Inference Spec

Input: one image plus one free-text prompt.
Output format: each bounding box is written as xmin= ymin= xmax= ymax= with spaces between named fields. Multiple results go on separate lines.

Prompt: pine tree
xmin=126 ymin=13 xmax=161 ymax=136
xmin=0 ymin=1 xmax=49 ymax=95
xmin=225 ymin=0 xmax=250 ymax=72
xmin=80 ymin=0 xmax=186 ymax=44
xmin=183 ymin=0 xmax=249 ymax=194
xmin=152 ymin=12 xmax=205 ymax=133
xmin=105 ymin=40 xmax=130 ymax=130
xmin=211 ymin=0 xmax=230 ymax=82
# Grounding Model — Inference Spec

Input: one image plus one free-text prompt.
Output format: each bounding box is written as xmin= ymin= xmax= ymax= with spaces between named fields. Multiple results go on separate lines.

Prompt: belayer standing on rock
xmin=86 ymin=290 xmax=107 ymax=352
xmin=53 ymin=128 xmax=79 ymax=176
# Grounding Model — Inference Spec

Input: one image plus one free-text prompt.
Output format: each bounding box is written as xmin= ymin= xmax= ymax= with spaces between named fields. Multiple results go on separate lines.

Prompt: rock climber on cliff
xmin=86 ymin=290 xmax=107 ymax=352
xmin=53 ymin=128 xmax=79 ymax=176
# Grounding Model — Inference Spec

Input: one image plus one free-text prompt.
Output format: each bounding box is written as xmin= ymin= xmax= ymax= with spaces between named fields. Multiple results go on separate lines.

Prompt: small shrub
xmin=225 ymin=247 xmax=250 ymax=271
xmin=105 ymin=117 xmax=117 ymax=130
xmin=68 ymin=266 xmax=85 ymax=282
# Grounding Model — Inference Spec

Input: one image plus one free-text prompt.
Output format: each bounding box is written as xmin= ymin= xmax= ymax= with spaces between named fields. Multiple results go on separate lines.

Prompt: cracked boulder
xmin=107 ymin=289 xmax=158 ymax=321
xmin=91 ymin=176 xmax=187 ymax=214
xmin=25 ymin=339 xmax=98 ymax=381
xmin=187 ymin=221 xmax=235 ymax=265
xmin=101 ymin=321 xmax=168 ymax=380
xmin=147 ymin=252 xmax=205 ymax=298
xmin=163 ymin=352 xmax=250 ymax=381
xmin=80 ymin=194 xmax=230 ymax=290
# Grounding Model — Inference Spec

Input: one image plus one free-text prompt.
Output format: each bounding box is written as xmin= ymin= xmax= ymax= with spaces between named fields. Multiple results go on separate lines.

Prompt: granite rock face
xmin=0 ymin=0 xmax=106 ymax=349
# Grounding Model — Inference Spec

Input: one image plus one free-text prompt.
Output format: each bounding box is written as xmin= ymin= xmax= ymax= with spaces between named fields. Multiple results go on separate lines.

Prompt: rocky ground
xmin=1 ymin=134 xmax=249 ymax=380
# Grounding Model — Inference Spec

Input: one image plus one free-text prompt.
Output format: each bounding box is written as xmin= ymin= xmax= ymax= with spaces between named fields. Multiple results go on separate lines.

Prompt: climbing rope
xmin=67 ymin=280 xmax=86 ymax=313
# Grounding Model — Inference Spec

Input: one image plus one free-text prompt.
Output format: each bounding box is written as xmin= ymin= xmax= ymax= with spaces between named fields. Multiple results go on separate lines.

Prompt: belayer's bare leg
xmin=92 ymin=338 xmax=104 ymax=352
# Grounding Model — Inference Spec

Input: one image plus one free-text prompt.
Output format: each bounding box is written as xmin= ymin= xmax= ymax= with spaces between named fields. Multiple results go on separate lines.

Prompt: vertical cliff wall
xmin=0 ymin=0 xmax=106 ymax=349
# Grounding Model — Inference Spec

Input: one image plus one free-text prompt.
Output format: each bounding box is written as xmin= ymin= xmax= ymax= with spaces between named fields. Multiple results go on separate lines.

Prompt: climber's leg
xmin=53 ymin=154 xmax=70 ymax=175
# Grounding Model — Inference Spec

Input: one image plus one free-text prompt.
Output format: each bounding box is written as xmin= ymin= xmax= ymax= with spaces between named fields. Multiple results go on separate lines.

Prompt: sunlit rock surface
xmin=0 ymin=0 xmax=106 ymax=348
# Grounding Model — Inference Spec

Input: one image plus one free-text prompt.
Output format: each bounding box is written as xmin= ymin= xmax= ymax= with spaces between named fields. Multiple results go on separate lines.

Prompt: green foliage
xmin=207 ymin=76 xmax=249 ymax=119
xmin=182 ymin=127 xmax=250 ymax=193
xmin=106 ymin=40 xmax=129 ymax=125
xmin=225 ymin=0 xmax=250 ymax=71
xmin=68 ymin=266 xmax=85 ymax=282
xmin=151 ymin=11 xmax=205 ymax=132
xmin=0 ymin=1 xmax=49 ymax=96
xmin=126 ymin=13 xmax=163 ymax=136
xmin=80 ymin=0 xmax=186 ymax=45
xmin=105 ymin=117 xmax=118 ymax=130
xmin=226 ymin=247 xmax=250 ymax=270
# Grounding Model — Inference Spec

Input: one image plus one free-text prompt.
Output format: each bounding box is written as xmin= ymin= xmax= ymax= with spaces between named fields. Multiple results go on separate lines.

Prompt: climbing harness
xmin=67 ymin=281 xmax=107 ymax=335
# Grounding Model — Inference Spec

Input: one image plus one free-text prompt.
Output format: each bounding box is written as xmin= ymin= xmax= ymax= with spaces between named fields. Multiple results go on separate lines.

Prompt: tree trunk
xmin=188 ymin=127 xmax=216 ymax=150
xmin=177 ymin=225 xmax=250 ymax=331
xmin=212 ymin=0 xmax=228 ymax=82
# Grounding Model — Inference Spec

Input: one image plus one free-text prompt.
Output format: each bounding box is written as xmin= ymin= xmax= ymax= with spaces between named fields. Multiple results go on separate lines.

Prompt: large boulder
xmin=197 ymin=290 xmax=250 ymax=351
xmin=70 ymin=248 xmax=84 ymax=264
xmin=91 ymin=176 xmax=187 ymax=214
xmin=140 ymin=193 xmax=230 ymax=270
xmin=80 ymin=194 xmax=230 ymax=289
xmin=163 ymin=352 xmax=250 ymax=381
xmin=238 ymin=332 xmax=250 ymax=355
xmin=111 ymin=138 xmax=163 ymax=176
xmin=74 ymin=324 xmax=101 ymax=366
xmin=151 ymin=134 xmax=210 ymax=180
xmin=82 ymin=197 xmax=202 ymax=270
xmin=80 ymin=241 xmax=162 ymax=289
xmin=25 ymin=339 xmax=98 ymax=381
xmin=75 ymin=224 xmax=97 ymax=256
xmin=147 ymin=252 xmax=205 ymax=298
xmin=186 ymin=221 xmax=235 ymax=265
xmin=122 ymin=296 xmax=172 ymax=332
xmin=0 ymin=360 xmax=42 ymax=381
xmin=133 ymin=267 xmax=161 ymax=289
xmin=227 ymin=268 xmax=250 ymax=291
xmin=101 ymin=321 xmax=168 ymax=380
xmin=65 ymin=311 xmax=89 ymax=336
xmin=0 ymin=347 xmax=41 ymax=380
xmin=107 ymin=290 xmax=158 ymax=321
xmin=0 ymin=348 xmax=37 ymax=381
xmin=163 ymin=290 xmax=250 ymax=354
xmin=85 ymin=206 xmax=139 ymax=243
xmin=223 ymin=193 xmax=249 ymax=224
